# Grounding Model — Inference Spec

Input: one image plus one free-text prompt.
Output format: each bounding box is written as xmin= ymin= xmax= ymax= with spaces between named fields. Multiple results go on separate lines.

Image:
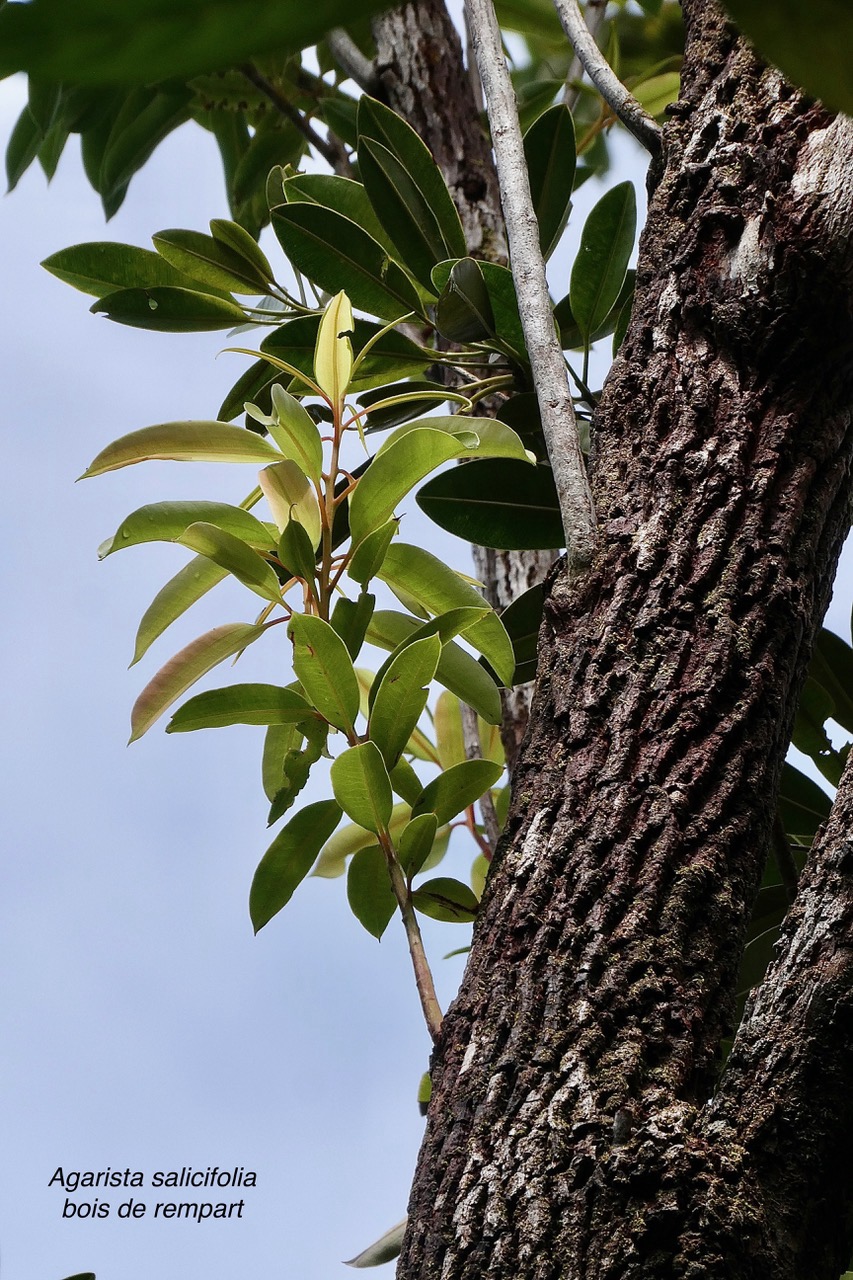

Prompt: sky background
xmin=1 ymin=51 xmax=849 ymax=1280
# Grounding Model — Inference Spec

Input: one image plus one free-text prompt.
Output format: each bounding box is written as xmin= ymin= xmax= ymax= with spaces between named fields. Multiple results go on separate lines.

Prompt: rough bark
xmin=373 ymin=0 xmax=558 ymax=770
xmin=398 ymin=2 xmax=853 ymax=1277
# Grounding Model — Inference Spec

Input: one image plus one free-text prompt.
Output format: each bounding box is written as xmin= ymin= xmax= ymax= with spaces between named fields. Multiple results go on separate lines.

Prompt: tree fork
xmin=398 ymin=2 xmax=853 ymax=1277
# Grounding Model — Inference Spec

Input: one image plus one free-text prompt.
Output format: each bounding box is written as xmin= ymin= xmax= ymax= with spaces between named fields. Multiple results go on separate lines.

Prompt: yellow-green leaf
xmin=177 ymin=521 xmax=283 ymax=604
xmin=314 ymin=289 xmax=354 ymax=408
xmin=250 ymin=799 xmax=342 ymax=933
xmin=80 ymin=420 xmax=281 ymax=477
xmin=259 ymin=459 xmax=322 ymax=548
xmin=331 ymin=740 xmax=393 ymax=835
xmin=289 ymin=614 xmax=360 ymax=734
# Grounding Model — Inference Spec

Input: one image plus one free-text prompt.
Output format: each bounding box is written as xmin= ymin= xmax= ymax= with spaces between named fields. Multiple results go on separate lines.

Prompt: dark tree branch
xmin=240 ymin=63 xmax=353 ymax=176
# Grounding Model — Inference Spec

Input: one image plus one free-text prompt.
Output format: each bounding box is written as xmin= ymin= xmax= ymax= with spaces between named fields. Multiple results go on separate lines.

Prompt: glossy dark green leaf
xmin=398 ymin=812 xmax=439 ymax=879
xmin=347 ymin=844 xmax=397 ymax=940
xmin=330 ymin=593 xmax=375 ymax=662
xmin=218 ymin=359 xmax=275 ymax=422
xmin=557 ymin=269 xmax=636 ymax=351
xmin=809 ymin=628 xmax=853 ymax=735
xmin=232 ymin=121 xmax=303 ymax=207
xmin=166 ymin=684 xmax=314 ymax=732
xmin=250 ymin=798 xmax=342 ymax=932
xmin=5 ymin=103 xmax=41 ymax=191
xmin=569 ymin=181 xmax=637 ymax=344
xmin=722 ymin=0 xmax=853 ymax=114
xmin=434 ymin=257 xmax=496 ymax=343
xmin=272 ymin=204 xmax=423 ymax=322
xmin=411 ymin=876 xmax=479 ymax=923
xmin=0 ymin=0 xmax=396 ymax=85
xmin=432 ymin=257 xmax=526 ymax=358
xmin=359 ymin=138 xmax=448 ymax=291
xmin=367 ymin=610 xmax=502 ymax=726
xmin=778 ymin=761 xmax=832 ymax=846
xmin=331 ymin=741 xmax=394 ymax=834
xmin=263 ymin=316 xmax=428 ymax=392
xmin=37 ymin=117 xmax=70 ymax=179
xmin=42 ymin=240 xmax=200 ymax=297
xmin=417 ymin=460 xmax=562 ymax=551
xmin=357 ymin=95 xmax=466 ymax=263
xmin=347 ymin=519 xmax=399 ymax=588
xmin=98 ymin=87 xmax=191 ymax=200
xmin=282 ymin=172 xmax=396 ymax=255
xmin=99 ymin=500 xmax=272 ymax=558
xmin=262 ymin=721 xmax=303 ymax=803
xmin=152 ymin=227 xmax=268 ymax=294
xmin=210 ymin=217 xmax=274 ymax=284
xmin=500 ymin=582 xmax=545 ymax=686
xmin=130 ymin=621 xmax=270 ymax=742
xmin=412 ymin=759 xmax=503 ymax=825
xmin=278 ymin=519 xmax=317 ymax=584
xmin=524 ymin=104 xmax=576 ymax=260
xmin=516 ymin=79 xmax=563 ymax=132
xmin=91 ymin=285 xmax=246 ymax=331
xmin=289 ymin=614 xmax=360 ymax=734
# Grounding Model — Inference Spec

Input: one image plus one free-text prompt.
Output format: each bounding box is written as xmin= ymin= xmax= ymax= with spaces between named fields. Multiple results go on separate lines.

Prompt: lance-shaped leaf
xmin=417 ymin=459 xmax=562 ymax=551
xmin=371 ymin=607 xmax=490 ymax=700
xmin=81 ymin=420 xmax=281 ymax=478
xmin=359 ymin=138 xmax=449 ymax=292
xmin=411 ymin=876 xmax=479 ymax=923
xmin=368 ymin=610 xmax=502 ymax=725
xmin=349 ymin=430 xmax=471 ymax=546
xmin=42 ymin=240 xmax=201 ymax=297
xmin=348 ymin=519 xmax=399 ymax=588
xmin=278 ymin=520 xmax=317 ymax=584
xmin=499 ymin=582 xmax=545 ymax=686
xmin=152 ymin=227 xmax=268 ymax=294
xmin=379 ymin=544 xmax=515 ymax=686
xmin=313 ymin=802 xmax=412 ymax=879
xmin=524 ymin=103 xmax=576 ymax=260
xmin=331 ymin=741 xmax=394 ymax=835
xmin=99 ymin=500 xmax=273 ymax=558
xmin=434 ymin=257 xmax=495 ymax=343
xmin=347 ymin=844 xmax=397 ymax=939
xmin=91 ymin=285 xmax=247 ymax=332
xmin=130 ymin=621 xmax=269 ymax=741
xmin=267 ymin=718 xmax=329 ymax=826
xmin=211 ymin=217 xmax=274 ymax=286
xmin=166 ymin=684 xmax=315 ymax=732
xmin=570 ymin=181 xmax=637 ymax=344
xmin=398 ymin=812 xmax=439 ymax=879
xmin=369 ymin=634 xmax=442 ymax=767
xmin=132 ymin=555 xmax=227 ymax=666
xmin=432 ymin=259 xmax=526 ymax=358
xmin=272 ymin=204 xmax=423 ymax=322
xmin=282 ymin=172 xmax=396 ymax=254
xmin=331 ymin=593 xmax=375 ymax=662
xmin=289 ymin=615 xmax=360 ymax=735
xmin=357 ymin=96 xmax=466 ymax=262
xmin=263 ymin=315 xmax=428 ymax=392
xmin=177 ymin=522 xmax=282 ymax=604
xmin=412 ymin=759 xmax=503 ymax=825
xmin=264 ymin=385 xmax=324 ymax=485
xmin=314 ymin=290 xmax=354 ymax=407
xmin=434 ymin=691 xmax=466 ymax=770
xmin=259 ymin=460 xmax=322 ymax=548
xmin=262 ymin=721 xmax=303 ymax=802
xmin=374 ymin=416 xmax=532 ymax=462
xmin=345 ymin=1218 xmax=408 ymax=1269
xmin=249 ymin=799 xmax=342 ymax=933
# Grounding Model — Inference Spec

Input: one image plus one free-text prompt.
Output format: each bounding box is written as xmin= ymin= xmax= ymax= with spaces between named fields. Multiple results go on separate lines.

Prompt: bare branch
xmin=241 ymin=64 xmax=354 ymax=177
xmin=326 ymin=29 xmax=380 ymax=95
xmin=553 ymin=0 xmax=663 ymax=156
xmin=562 ymin=0 xmax=608 ymax=113
xmin=463 ymin=0 xmax=597 ymax=574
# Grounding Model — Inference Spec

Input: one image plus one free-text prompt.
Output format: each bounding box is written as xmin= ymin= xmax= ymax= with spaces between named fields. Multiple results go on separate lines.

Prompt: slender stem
xmin=551 ymin=0 xmax=663 ymax=156
xmin=241 ymin=64 xmax=350 ymax=174
xmin=380 ymin=830 xmax=444 ymax=1043
xmin=460 ymin=703 xmax=502 ymax=855
xmin=464 ymin=0 xmax=597 ymax=574
xmin=326 ymin=29 xmax=380 ymax=93
xmin=563 ymin=0 xmax=608 ymax=113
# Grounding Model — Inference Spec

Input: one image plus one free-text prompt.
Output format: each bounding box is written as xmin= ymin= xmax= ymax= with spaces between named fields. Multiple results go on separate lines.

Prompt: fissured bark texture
xmin=399 ymin=3 xmax=853 ymax=1278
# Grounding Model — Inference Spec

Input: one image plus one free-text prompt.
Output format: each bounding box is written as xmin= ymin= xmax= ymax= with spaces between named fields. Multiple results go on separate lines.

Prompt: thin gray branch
xmin=553 ymin=0 xmax=662 ymax=156
xmin=326 ymin=29 xmax=380 ymax=95
xmin=463 ymin=0 xmax=597 ymax=574
xmin=562 ymin=0 xmax=608 ymax=113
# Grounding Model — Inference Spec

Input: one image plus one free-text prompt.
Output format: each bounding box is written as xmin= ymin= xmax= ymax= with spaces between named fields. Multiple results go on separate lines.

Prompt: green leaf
xmin=289 ymin=614 xmax=360 ymax=734
xmin=331 ymin=741 xmax=394 ymax=834
xmin=0 ymin=0 xmax=396 ymax=85
xmin=91 ymin=286 xmax=246 ymax=332
xmin=330 ymin=593 xmax=375 ymax=662
xmin=369 ymin=635 xmax=442 ymax=768
xmin=434 ymin=257 xmax=496 ymax=343
xmin=389 ymin=756 xmax=425 ymax=806
xmin=267 ymin=717 xmax=329 ymax=824
xmin=6 ymin=104 xmax=44 ymax=191
xmin=263 ymin=385 xmax=324 ymax=483
xmin=347 ymin=844 xmax=396 ymax=939
xmin=99 ymin=500 xmax=273 ymax=558
xmin=344 ymin=1219 xmax=408 ymax=1269
xmin=524 ymin=104 xmax=576 ymax=259
xmin=379 ymin=543 xmax=515 ymax=686
xmin=272 ymin=204 xmax=423 ymax=322
xmin=411 ymin=876 xmax=479 ymax=923
xmin=556 ymin=269 xmax=636 ymax=351
xmin=347 ymin=518 xmax=399 ymax=587
xmin=357 ymin=381 xmax=449 ymax=433
xmin=166 ymin=683 xmax=314 ymax=732
xmin=792 ymin=676 xmax=843 ymax=783
xmin=278 ymin=520 xmax=317 ymax=584
xmin=152 ymin=227 xmax=269 ymax=294
xmin=210 ymin=217 xmax=274 ymax=285
xmin=375 ymin=416 xmax=533 ymax=462
xmin=632 ymin=71 xmax=681 ymax=119
xmin=250 ymin=799 xmax=342 ymax=933
xmin=259 ymin=459 xmax=322 ymax=547
xmin=81 ymin=421 xmax=281 ymax=479
xmin=173 ymin=522 xmax=282 ymax=604
xmin=130 ymin=621 xmax=269 ymax=742
xmin=98 ymin=87 xmax=191 ymax=200
xmin=368 ymin=610 xmax=502 ymax=726
xmin=434 ymin=691 xmax=466 ymax=769
xmin=398 ymin=812 xmax=439 ymax=878
xmin=569 ymin=181 xmax=637 ymax=344
xmin=417 ymin=460 xmax=562 ymax=551
xmin=281 ymin=172 xmax=396 ymax=253
xmin=432 ymin=259 xmax=526 ymax=358
xmin=809 ymin=628 xmax=853 ymax=735
xmin=262 ymin=720 xmax=303 ymax=802
xmin=412 ymin=759 xmax=503 ymax=825
xmin=499 ymin=582 xmax=545 ymax=686
xmin=358 ymin=137 xmax=449 ymax=291
xmin=132 ymin=555 xmax=227 ymax=666
xmin=721 ymin=0 xmax=853 ymax=114
xmin=263 ymin=316 xmax=428 ymax=392
xmin=778 ymin=761 xmax=832 ymax=846
xmin=42 ymin=241 xmax=202 ymax=297
xmin=312 ymin=802 xmax=411 ymax=879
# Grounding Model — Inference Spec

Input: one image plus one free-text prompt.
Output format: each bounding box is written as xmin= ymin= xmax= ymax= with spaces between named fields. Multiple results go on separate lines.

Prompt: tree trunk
xmin=397 ymin=1 xmax=853 ymax=1276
